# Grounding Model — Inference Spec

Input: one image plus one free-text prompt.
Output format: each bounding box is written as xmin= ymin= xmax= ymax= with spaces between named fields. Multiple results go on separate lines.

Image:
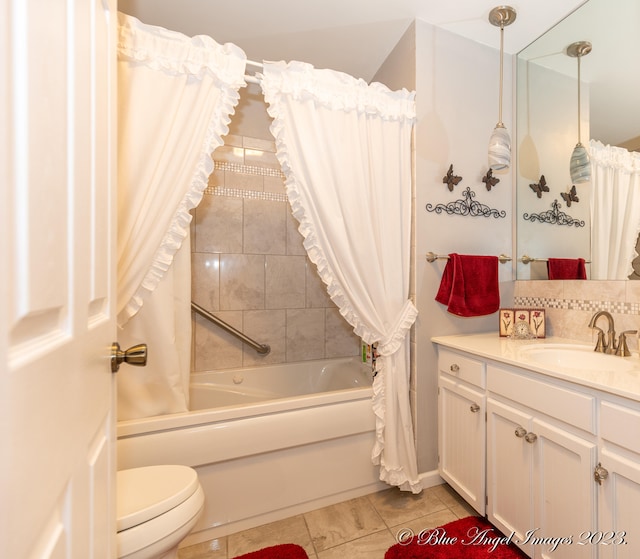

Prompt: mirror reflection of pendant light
xmin=567 ymin=41 xmax=592 ymax=184
xmin=488 ymin=5 xmax=517 ymax=171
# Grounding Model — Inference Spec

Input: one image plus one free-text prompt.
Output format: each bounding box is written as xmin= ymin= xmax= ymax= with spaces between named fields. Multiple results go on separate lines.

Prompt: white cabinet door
xmin=438 ymin=374 xmax=485 ymax=514
xmin=1 ymin=1 xmax=117 ymax=557
xmin=598 ymin=447 xmax=640 ymax=559
xmin=487 ymin=397 xmax=533 ymax=552
xmin=532 ymin=418 xmax=597 ymax=559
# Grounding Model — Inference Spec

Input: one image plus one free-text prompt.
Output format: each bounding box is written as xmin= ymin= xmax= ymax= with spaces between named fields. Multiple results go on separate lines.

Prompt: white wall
xmin=371 ymin=22 xmax=415 ymax=92
xmin=412 ymin=21 xmax=515 ymax=473
xmin=228 ymin=82 xmax=274 ymax=140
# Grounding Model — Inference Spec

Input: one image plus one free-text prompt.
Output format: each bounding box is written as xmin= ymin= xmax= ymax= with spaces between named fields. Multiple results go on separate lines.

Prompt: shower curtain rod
xmin=245 ymin=59 xmax=263 ymax=84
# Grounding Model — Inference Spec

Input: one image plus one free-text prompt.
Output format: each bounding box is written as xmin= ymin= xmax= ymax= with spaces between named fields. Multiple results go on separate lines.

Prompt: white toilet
xmin=117 ymin=465 xmax=205 ymax=559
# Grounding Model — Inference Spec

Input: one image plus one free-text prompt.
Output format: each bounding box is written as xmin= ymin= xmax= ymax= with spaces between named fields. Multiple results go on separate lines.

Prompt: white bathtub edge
xmin=118 ymin=398 xmax=374 ymax=470
xmin=117 ymin=387 xmax=372 ymax=438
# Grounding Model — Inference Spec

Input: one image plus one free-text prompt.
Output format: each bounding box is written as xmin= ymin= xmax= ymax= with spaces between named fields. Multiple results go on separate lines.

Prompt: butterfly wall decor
xmin=442 ymin=164 xmax=462 ymax=191
xmin=482 ymin=169 xmax=500 ymax=191
xmin=561 ymin=185 xmax=579 ymax=207
xmin=429 ymin=164 xmax=506 ymax=219
xmin=529 ymin=175 xmax=549 ymax=198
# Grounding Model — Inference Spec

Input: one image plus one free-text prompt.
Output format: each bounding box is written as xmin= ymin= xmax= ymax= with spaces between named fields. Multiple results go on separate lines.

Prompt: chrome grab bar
xmin=191 ymin=301 xmax=271 ymax=355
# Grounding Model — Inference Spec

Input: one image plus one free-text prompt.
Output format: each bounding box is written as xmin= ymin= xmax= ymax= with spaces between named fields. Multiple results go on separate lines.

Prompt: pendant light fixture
xmin=488 ymin=5 xmax=517 ymax=171
xmin=567 ymin=41 xmax=592 ymax=183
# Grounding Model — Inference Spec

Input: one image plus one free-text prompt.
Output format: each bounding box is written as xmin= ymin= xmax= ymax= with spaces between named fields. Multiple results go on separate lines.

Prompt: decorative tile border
xmin=203 ymin=185 xmax=287 ymax=202
xmin=214 ymin=160 xmax=284 ymax=178
xmin=514 ymin=296 xmax=640 ymax=316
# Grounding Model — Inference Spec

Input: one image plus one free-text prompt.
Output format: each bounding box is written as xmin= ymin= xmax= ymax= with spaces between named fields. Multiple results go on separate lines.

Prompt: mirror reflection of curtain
xmin=590 ymin=140 xmax=640 ymax=280
xmin=260 ymin=61 xmax=421 ymax=493
xmin=116 ymin=13 xmax=246 ymax=420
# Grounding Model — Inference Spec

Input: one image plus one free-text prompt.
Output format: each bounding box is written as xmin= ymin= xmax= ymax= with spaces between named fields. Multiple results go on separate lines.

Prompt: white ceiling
xmin=118 ymin=0 xmax=586 ymax=82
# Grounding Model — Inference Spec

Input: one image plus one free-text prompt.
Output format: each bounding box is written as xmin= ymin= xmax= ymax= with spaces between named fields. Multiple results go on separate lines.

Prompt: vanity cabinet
xmin=597 ymin=400 xmax=640 ymax=559
xmin=437 ymin=349 xmax=486 ymax=514
xmin=435 ymin=338 xmax=640 ymax=559
xmin=487 ymin=364 xmax=597 ymax=559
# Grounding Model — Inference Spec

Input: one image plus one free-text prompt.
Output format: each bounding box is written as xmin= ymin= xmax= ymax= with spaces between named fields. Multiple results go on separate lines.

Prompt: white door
xmin=487 ymin=397 xmax=533 ymax=552
xmin=1 ymin=0 xmax=117 ymax=557
xmin=438 ymin=374 xmax=485 ymax=514
xmin=598 ymin=447 xmax=640 ymax=559
xmin=532 ymin=418 xmax=597 ymax=559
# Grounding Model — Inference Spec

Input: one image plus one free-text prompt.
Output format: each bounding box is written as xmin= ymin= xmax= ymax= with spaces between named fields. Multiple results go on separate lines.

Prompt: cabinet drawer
xmin=600 ymin=400 xmax=640 ymax=455
xmin=438 ymin=349 xmax=485 ymax=388
xmin=488 ymin=364 xmax=596 ymax=434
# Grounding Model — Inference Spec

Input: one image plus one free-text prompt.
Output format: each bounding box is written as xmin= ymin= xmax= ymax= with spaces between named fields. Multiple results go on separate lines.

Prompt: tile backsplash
xmin=191 ymin=134 xmax=360 ymax=371
xmin=514 ymin=280 xmax=640 ymax=350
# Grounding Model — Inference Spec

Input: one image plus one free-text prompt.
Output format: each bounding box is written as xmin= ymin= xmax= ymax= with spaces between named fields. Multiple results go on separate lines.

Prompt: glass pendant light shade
xmin=570 ymin=142 xmax=591 ymax=183
xmin=488 ymin=6 xmax=516 ymax=171
xmin=489 ymin=124 xmax=511 ymax=170
xmin=567 ymin=41 xmax=592 ymax=184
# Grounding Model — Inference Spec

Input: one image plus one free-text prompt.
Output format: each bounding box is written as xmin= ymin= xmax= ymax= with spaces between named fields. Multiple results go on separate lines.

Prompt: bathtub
xmin=116 ymin=356 xmax=387 ymax=544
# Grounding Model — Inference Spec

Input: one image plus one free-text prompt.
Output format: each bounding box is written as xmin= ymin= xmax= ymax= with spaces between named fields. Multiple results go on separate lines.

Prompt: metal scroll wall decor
xmin=426 ymin=164 xmax=506 ymax=219
xmin=523 ymin=199 xmax=585 ymax=227
xmin=524 ymin=173 xmax=585 ymax=227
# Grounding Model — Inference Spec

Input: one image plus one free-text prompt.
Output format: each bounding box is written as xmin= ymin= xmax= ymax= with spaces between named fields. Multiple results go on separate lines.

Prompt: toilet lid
xmin=117 ymin=465 xmax=200 ymax=532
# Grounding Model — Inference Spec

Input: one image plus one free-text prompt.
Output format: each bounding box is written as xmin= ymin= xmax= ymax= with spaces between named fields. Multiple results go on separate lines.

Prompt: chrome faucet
xmin=588 ymin=311 xmax=617 ymax=354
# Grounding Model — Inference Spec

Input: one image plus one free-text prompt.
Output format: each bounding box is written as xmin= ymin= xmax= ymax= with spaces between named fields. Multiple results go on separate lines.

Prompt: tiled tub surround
xmin=514 ymin=280 xmax=640 ymax=348
xmin=192 ymin=134 xmax=360 ymax=371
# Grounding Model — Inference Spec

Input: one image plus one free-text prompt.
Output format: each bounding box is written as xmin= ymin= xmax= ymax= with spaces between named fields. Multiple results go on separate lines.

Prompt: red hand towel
xmin=435 ymin=253 xmax=500 ymax=317
xmin=547 ymin=258 xmax=587 ymax=280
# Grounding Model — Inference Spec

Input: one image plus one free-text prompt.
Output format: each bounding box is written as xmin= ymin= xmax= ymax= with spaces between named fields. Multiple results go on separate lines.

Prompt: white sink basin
xmin=518 ymin=343 xmax=639 ymax=373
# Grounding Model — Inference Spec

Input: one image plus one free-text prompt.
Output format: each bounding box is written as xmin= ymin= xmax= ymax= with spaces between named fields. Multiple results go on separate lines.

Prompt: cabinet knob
xmin=450 ymin=363 xmax=460 ymax=372
xmin=524 ymin=432 xmax=538 ymax=444
xmin=470 ymin=403 xmax=481 ymax=413
xmin=594 ymin=462 xmax=609 ymax=485
xmin=514 ymin=426 xmax=527 ymax=438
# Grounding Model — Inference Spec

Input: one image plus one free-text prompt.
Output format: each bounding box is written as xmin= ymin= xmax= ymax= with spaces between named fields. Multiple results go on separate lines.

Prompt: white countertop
xmin=431 ymin=332 xmax=640 ymax=403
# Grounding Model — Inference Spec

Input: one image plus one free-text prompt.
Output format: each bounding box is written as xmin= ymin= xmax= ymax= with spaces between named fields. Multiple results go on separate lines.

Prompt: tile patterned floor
xmin=178 ymin=483 xmax=477 ymax=559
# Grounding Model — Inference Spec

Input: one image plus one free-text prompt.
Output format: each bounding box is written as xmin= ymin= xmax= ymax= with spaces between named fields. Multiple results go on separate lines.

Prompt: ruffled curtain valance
xmin=258 ymin=60 xmax=415 ymax=119
xmin=117 ymin=15 xmax=245 ymax=82
xmin=261 ymin=61 xmax=421 ymax=493
xmin=590 ymin=139 xmax=640 ymax=173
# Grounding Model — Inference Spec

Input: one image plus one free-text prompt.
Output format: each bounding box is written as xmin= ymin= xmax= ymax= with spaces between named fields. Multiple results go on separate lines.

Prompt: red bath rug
xmin=385 ymin=516 xmax=529 ymax=559
xmin=232 ymin=543 xmax=309 ymax=559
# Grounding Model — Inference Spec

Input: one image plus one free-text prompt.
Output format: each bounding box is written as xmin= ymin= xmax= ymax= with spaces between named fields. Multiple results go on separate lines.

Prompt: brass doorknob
xmin=111 ymin=342 xmax=147 ymax=373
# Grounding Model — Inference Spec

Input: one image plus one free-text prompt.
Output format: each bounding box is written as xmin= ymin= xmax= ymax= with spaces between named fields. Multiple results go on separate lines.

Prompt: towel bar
xmin=426 ymin=252 xmax=511 ymax=264
xmin=519 ymin=255 xmax=591 ymax=264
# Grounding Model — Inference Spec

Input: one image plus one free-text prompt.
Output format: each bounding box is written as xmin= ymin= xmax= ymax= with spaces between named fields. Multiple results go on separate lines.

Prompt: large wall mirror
xmin=516 ymin=0 xmax=640 ymax=280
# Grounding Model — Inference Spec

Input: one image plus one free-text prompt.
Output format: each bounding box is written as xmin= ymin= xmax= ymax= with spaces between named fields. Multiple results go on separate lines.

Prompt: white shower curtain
xmin=116 ymin=13 xmax=246 ymax=419
xmin=260 ymin=61 xmax=421 ymax=493
xmin=590 ymin=139 xmax=640 ymax=280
